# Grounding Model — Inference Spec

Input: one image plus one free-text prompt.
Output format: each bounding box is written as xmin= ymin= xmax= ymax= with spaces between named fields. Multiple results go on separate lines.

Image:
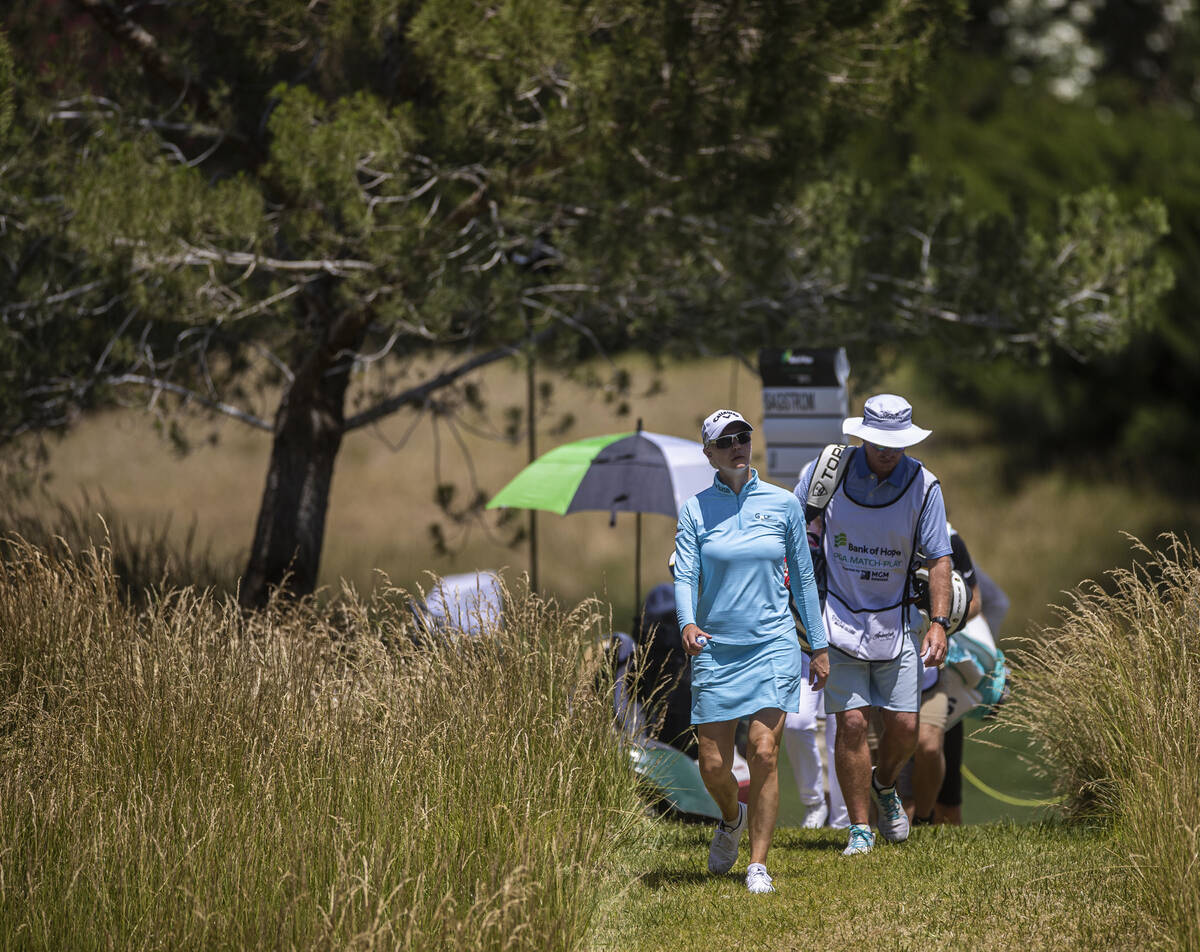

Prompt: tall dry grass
xmin=0 ymin=539 xmax=645 ymax=951
xmin=1007 ymin=535 xmax=1200 ymax=951
xmin=0 ymin=492 xmax=239 ymax=598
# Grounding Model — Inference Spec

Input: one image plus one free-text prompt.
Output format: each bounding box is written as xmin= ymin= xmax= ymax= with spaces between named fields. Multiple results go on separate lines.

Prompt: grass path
xmin=593 ymin=820 xmax=1158 ymax=952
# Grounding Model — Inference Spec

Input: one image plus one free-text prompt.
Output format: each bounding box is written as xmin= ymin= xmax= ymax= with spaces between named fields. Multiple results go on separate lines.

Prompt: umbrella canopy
xmin=486 ymin=430 xmax=714 ymax=518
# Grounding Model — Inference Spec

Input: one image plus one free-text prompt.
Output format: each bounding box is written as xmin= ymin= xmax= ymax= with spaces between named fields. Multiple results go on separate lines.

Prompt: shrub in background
xmin=0 ymin=539 xmax=645 ymax=951
xmin=1008 ymin=535 xmax=1200 ymax=951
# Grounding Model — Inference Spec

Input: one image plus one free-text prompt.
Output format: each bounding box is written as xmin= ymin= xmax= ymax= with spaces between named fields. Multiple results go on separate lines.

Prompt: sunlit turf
xmin=773 ymin=722 xmax=1061 ymax=829
xmin=592 ymin=819 xmax=1157 ymax=952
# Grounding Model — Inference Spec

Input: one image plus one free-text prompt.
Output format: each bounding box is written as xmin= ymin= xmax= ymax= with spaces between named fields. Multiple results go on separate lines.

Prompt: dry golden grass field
xmin=19 ymin=353 xmax=1198 ymax=638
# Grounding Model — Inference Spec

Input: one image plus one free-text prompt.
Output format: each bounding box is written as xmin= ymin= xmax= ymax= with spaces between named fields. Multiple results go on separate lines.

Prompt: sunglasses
xmin=708 ymin=431 xmax=752 ymax=450
xmin=867 ymin=442 xmax=900 ymax=453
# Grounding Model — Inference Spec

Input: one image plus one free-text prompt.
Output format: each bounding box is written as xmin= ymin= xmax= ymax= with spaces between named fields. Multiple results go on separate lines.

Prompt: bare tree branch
xmin=344 ymin=327 xmax=556 ymax=431
xmin=1 ymin=281 xmax=107 ymax=316
xmin=119 ymin=240 xmax=376 ymax=276
xmin=107 ymin=373 xmax=273 ymax=431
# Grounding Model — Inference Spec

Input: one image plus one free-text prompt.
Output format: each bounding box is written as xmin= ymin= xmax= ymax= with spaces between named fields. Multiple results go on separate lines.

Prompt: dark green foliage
xmin=0 ymin=31 xmax=12 ymax=141
xmin=3 ymin=0 xmax=973 ymax=442
xmin=871 ymin=34 xmax=1200 ymax=491
xmin=0 ymin=0 xmax=1176 ymax=598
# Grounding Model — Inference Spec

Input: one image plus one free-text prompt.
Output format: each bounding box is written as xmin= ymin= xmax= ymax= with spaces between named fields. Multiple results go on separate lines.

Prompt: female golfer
xmin=674 ymin=409 xmax=829 ymax=894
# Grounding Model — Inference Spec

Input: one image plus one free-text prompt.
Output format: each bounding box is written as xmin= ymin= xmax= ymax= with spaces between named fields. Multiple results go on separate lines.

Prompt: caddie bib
xmin=821 ymin=461 xmax=939 ymax=661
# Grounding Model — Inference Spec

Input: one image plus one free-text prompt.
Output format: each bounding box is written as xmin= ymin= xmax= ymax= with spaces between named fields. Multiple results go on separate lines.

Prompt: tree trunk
xmin=240 ymin=309 xmax=369 ymax=609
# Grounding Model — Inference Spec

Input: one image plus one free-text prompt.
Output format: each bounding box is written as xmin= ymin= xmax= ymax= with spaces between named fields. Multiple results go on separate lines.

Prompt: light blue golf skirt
xmin=690 ymin=635 xmax=804 ymax=725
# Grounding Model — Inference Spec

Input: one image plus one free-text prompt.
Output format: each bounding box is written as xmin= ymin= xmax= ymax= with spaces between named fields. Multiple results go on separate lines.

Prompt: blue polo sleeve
xmin=784 ymin=493 xmax=828 ymax=650
xmin=673 ymin=499 xmax=701 ymax=631
xmin=792 ymin=460 xmax=815 ymax=508
xmin=918 ymin=482 xmax=952 ymax=559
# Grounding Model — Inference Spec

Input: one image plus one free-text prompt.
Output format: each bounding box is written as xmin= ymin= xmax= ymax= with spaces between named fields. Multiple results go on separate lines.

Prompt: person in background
xmin=781 ymin=560 xmax=847 ymax=829
xmin=783 ymin=676 xmax=847 ymax=828
xmin=781 ymin=556 xmax=845 ymax=829
xmin=935 ymin=721 xmax=967 ymax=825
xmin=636 ymin=552 xmax=697 ymax=758
xmin=934 ymin=565 xmax=1011 ymax=824
xmin=902 ymin=523 xmax=981 ymax=825
xmin=794 ymin=394 xmax=951 ymax=856
xmin=675 ymin=409 xmax=829 ymax=894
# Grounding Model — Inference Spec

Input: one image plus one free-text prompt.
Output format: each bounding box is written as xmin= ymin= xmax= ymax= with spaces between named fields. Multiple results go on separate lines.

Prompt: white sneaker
xmin=800 ymin=799 xmax=829 ymax=829
xmin=842 ymin=824 xmax=875 ymax=856
xmin=707 ymin=801 xmax=747 ymax=874
xmin=745 ymin=862 xmax=774 ymax=894
xmin=870 ymin=767 xmax=910 ymax=843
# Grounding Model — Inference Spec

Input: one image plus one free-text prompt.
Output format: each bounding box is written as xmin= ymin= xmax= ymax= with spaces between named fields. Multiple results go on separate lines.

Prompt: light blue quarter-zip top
xmin=674 ymin=469 xmax=827 ymax=648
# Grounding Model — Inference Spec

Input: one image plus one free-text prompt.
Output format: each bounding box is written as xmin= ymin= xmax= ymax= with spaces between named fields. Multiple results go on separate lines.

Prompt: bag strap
xmin=804 ymin=443 xmax=851 ymax=522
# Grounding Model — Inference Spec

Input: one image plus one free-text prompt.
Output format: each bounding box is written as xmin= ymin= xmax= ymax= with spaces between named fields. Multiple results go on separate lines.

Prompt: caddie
xmin=793 ymin=393 xmax=952 ymax=856
xmin=902 ymin=522 xmax=982 ymax=825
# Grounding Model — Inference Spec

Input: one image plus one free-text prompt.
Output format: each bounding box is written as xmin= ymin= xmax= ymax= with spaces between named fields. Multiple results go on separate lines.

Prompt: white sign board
xmin=759 ymin=348 xmax=850 ymax=484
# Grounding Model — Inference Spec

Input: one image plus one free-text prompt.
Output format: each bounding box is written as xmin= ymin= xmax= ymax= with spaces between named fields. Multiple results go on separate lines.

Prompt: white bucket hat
xmin=842 ymin=394 xmax=931 ymax=448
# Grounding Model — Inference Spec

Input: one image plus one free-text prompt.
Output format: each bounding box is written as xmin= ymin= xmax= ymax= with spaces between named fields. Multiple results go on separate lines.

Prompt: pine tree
xmin=0 ymin=1 xmax=1172 ymax=604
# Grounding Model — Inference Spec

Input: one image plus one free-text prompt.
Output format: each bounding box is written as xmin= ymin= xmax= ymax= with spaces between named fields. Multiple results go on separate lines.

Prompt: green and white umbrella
xmin=486 ymin=427 xmax=713 ymax=618
xmin=486 ymin=429 xmax=713 ymax=517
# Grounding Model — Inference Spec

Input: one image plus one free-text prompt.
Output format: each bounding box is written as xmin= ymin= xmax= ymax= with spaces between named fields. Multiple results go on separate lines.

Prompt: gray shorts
xmin=823 ymin=632 xmax=923 ymax=714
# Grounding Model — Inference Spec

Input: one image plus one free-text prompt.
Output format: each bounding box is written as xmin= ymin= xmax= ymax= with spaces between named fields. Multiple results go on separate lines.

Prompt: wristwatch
xmin=930 ymin=615 xmax=951 ymax=630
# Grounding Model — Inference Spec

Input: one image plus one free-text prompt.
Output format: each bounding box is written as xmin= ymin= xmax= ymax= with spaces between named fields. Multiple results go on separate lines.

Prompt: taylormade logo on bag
xmin=818 ymin=444 xmax=845 ymax=480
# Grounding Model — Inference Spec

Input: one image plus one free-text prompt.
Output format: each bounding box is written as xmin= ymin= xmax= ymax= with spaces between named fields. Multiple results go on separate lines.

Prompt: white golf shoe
xmin=745 ymin=863 xmax=775 ymax=894
xmin=800 ymin=799 xmax=829 ymax=829
xmin=870 ymin=767 xmax=910 ymax=843
xmin=707 ymin=801 xmax=747 ymax=874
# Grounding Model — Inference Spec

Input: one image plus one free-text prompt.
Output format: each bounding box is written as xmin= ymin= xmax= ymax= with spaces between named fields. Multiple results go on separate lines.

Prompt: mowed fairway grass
xmin=593 ymin=821 xmax=1152 ymax=952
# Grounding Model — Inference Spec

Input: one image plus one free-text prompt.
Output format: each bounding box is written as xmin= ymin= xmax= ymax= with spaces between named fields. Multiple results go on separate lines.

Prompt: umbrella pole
xmin=526 ymin=318 xmax=538 ymax=594
xmin=530 ymin=510 xmax=538 ymax=594
xmin=633 ymin=417 xmax=644 ymax=636
xmin=634 ymin=510 xmax=642 ymax=637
